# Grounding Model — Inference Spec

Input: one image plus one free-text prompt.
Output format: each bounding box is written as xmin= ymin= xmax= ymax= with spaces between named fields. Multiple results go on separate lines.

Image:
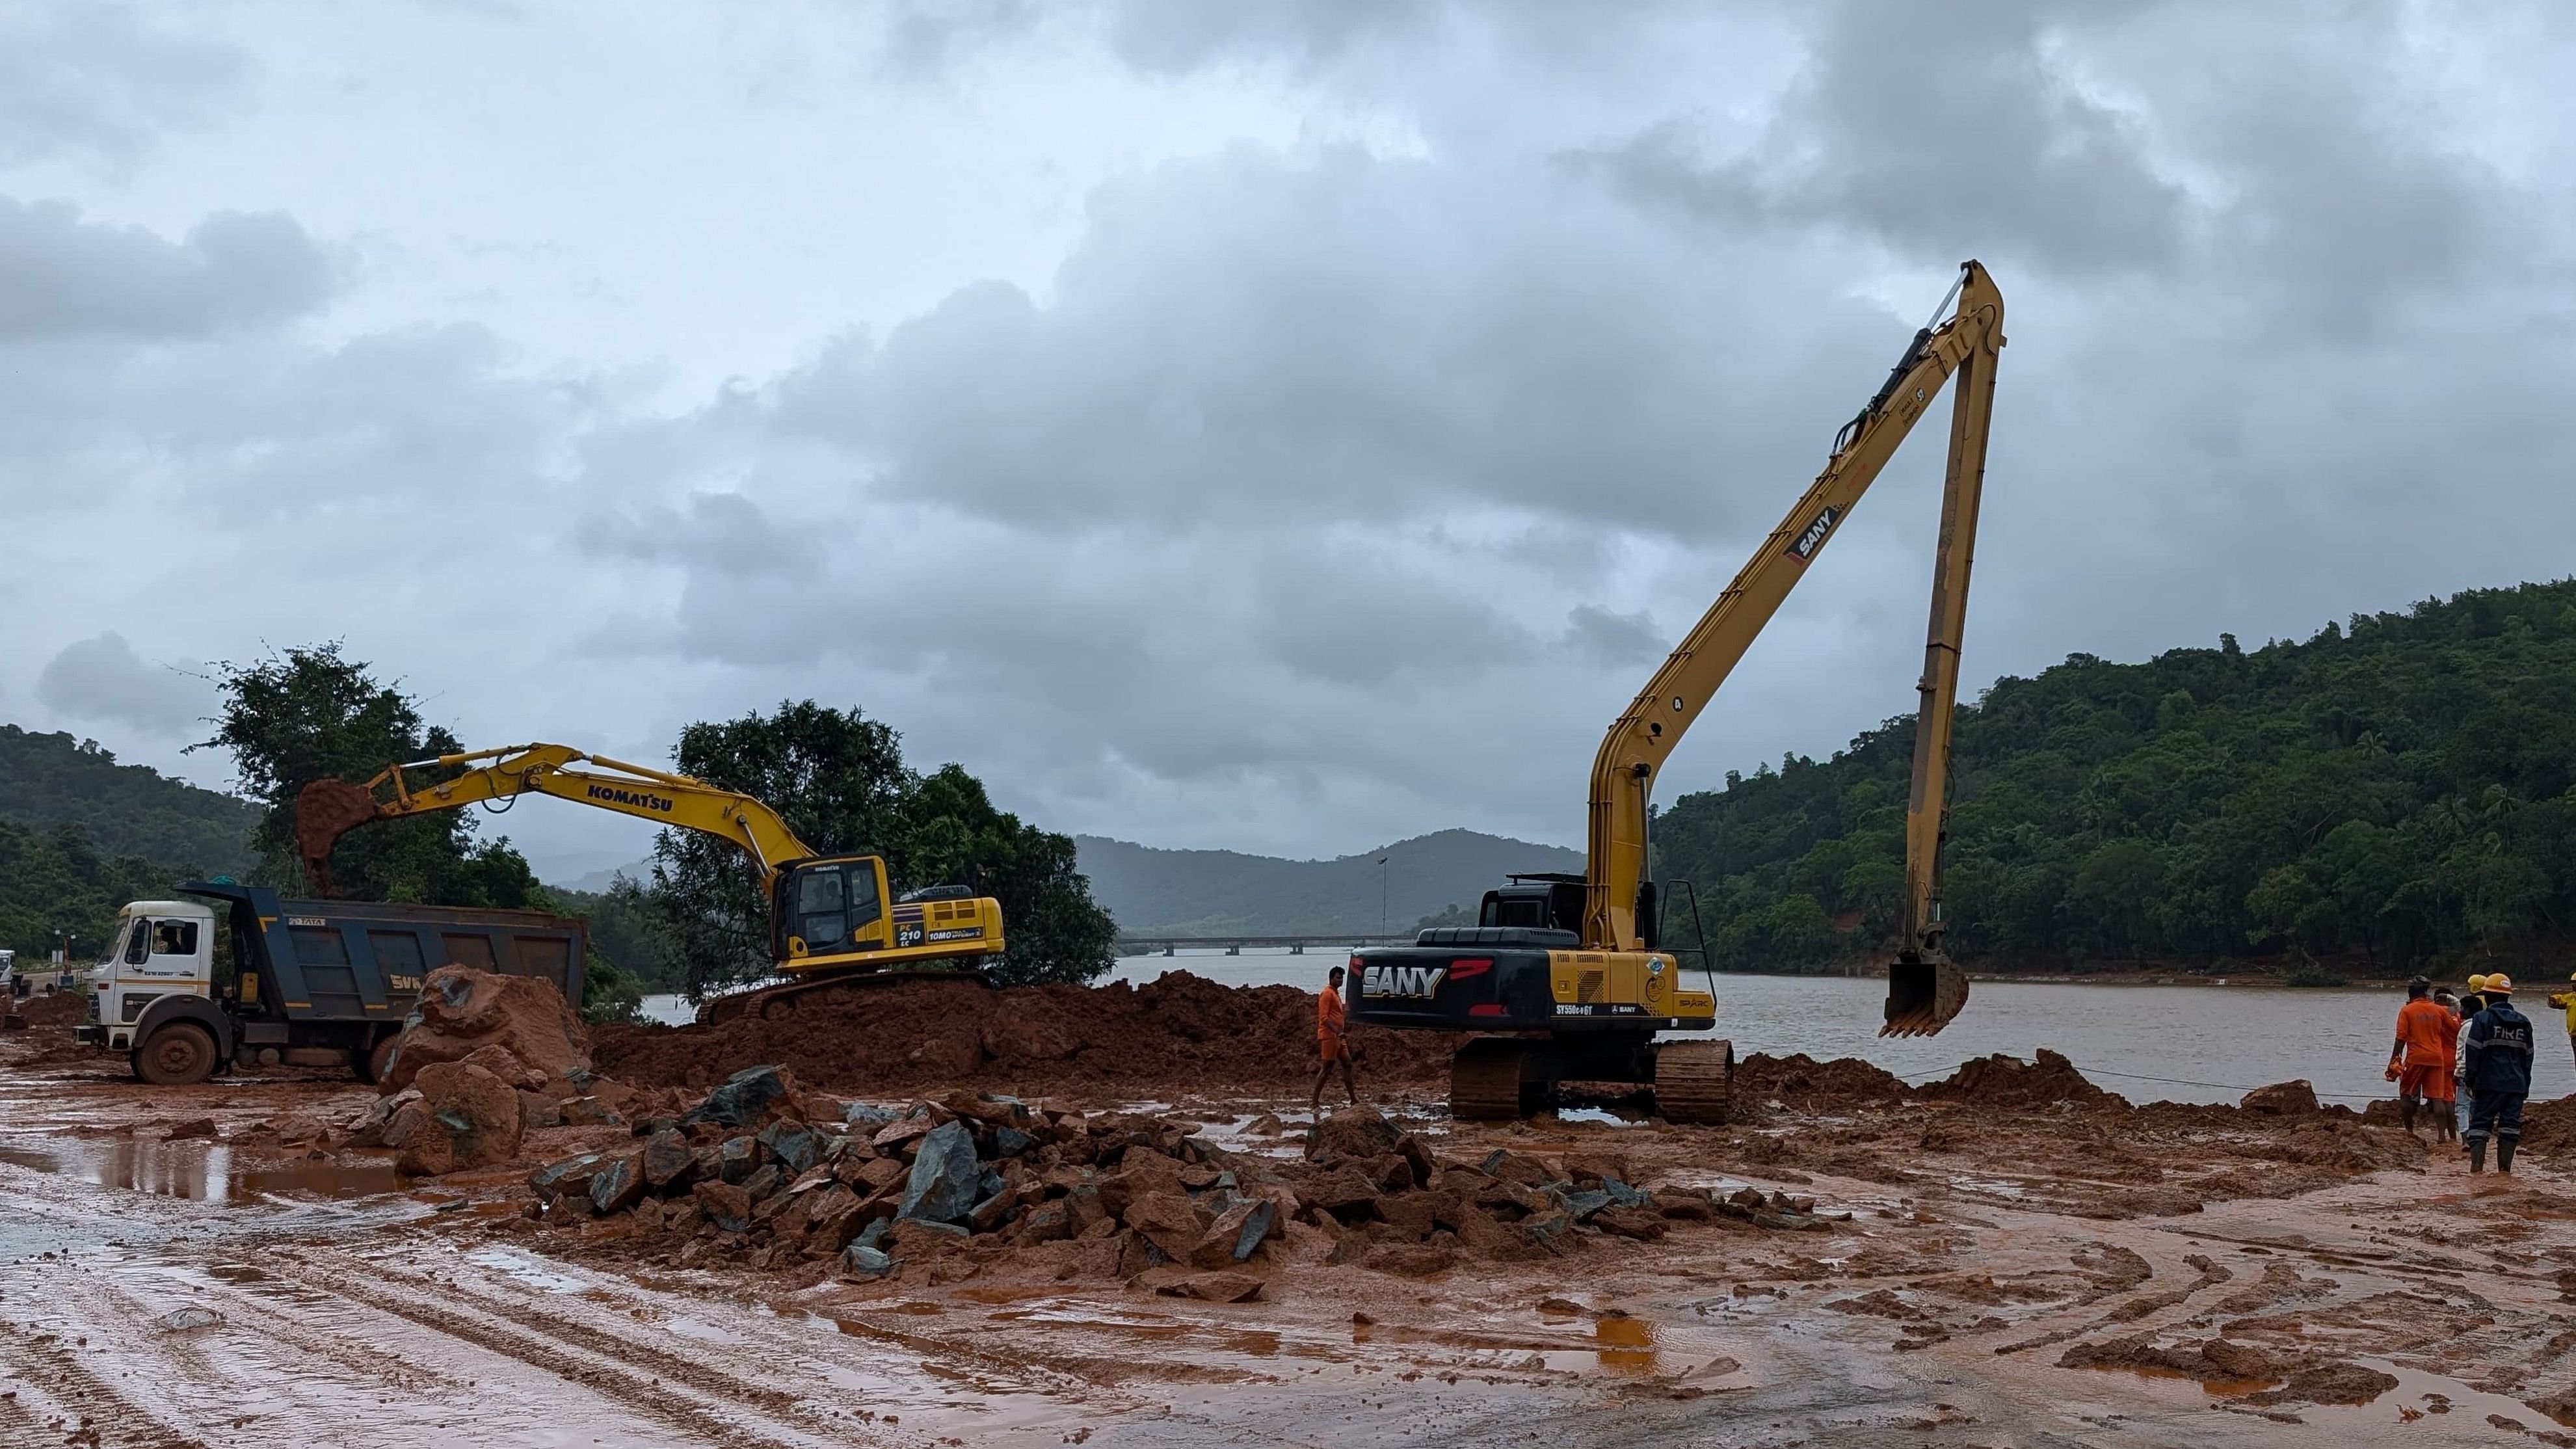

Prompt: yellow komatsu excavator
xmin=1348 ymin=259 xmax=2003 ymax=1123
xmin=293 ymin=743 xmax=1005 ymax=1024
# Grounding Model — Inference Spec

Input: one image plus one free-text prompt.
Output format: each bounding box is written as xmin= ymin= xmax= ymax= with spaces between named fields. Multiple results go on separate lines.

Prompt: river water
xmin=1107 ymin=952 xmax=2571 ymax=1108
xmin=642 ymin=953 xmax=2575 ymax=1109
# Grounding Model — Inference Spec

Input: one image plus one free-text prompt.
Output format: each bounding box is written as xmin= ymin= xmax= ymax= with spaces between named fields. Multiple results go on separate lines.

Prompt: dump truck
xmin=74 ymin=881 xmax=586 ymax=1085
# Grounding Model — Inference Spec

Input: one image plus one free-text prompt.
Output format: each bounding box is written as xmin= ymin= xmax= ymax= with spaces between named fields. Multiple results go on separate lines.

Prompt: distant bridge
xmin=1115 ymin=934 xmax=1415 ymax=957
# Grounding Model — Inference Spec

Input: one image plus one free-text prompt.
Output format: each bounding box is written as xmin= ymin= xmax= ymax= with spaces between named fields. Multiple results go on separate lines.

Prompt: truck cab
xmin=82 ymin=900 xmax=220 ymax=1054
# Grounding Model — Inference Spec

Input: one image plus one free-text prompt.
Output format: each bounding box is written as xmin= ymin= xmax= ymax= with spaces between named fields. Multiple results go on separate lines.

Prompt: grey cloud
xmin=1102 ymin=0 xmax=1440 ymax=75
xmin=582 ymin=492 xmax=825 ymax=576
xmin=0 ymin=319 xmax=593 ymax=524
xmin=1248 ymin=561 xmax=1534 ymax=686
xmin=1573 ymin=1 xmax=2188 ymax=276
xmin=0 ymin=3 xmax=246 ymax=165
xmin=0 ymin=198 xmax=330 ymax=341
xmin=1560 ymin=604 xmax=1662 ymax=667
xmin=878 ymin=0 xmax=1049 ymax=75
xmin=765 ymin=145 xmax=1900 ymax=540
xmin=34 ymin=632 xmax=207 ymax=735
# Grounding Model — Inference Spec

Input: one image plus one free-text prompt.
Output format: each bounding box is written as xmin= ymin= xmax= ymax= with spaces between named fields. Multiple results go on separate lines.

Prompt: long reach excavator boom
xmin=1588 ymin=259 xmax=2000 ymax=1035
xmin=294 ymin=743 xmax=1006 ymax=1022
xmin=1348 ymin=259 xmax=2004 ymax=1122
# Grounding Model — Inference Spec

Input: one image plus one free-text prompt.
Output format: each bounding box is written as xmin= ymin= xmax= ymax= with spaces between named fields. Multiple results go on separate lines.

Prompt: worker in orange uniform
xmin=1308 ymin=964 xmax=1359 ymax=1148
xmin=2387 ymin=976 xmax=2456 ymax=1141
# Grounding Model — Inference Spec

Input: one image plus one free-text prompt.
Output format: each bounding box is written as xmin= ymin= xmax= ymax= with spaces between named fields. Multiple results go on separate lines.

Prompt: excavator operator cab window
xmin=789 ymin=862 xmax=883 ymax=954
xmin=1479 ymin=882 xmax=1587 ymax=933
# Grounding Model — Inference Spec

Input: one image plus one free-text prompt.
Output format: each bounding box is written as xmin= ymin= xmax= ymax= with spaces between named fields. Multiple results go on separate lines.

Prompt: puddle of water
xmin=1554 ymin=1107 xmax=1642 ymax=1128
xmin=461 ymin=1245 xmax=594 ymax=1294
xmin=0 ymin=1139 xmax=404 ymax=1203
xmin=1593 ymin=1315 xmax=1658 ymax=1374
xmin=2108 ymin=1364 xmax=2280 ymax=1396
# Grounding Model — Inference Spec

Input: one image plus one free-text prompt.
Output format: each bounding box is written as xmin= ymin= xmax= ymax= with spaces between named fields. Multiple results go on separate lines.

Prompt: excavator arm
xmin=1584 ymin=259 xmax=2002 ymax=1036
xmin=293 ymin=743 xmax=821 ymax=895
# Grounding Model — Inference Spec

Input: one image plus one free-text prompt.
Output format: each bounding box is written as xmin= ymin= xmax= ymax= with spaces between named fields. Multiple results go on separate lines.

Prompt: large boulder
xmin=2241 ymin=1080 xmax=2321 ymax=1116
xmin=682 ymin=1065 xmax=802 ymax=1130
xmin=898 ymin=1121 xmax=981 ymax=1225
xmin=397 ymin=1061 xmax=525 ymax=1176
xmin=1122 ymin=1191 xmax=1210 ymax=1263
xmin=382 ymin=966 xmax=589 ymax=1097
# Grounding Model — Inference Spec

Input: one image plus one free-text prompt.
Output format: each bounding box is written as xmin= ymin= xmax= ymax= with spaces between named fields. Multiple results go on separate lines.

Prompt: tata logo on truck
xmin=585 ymin=784 xmax=676 ymax=814
xmin=1362 ymin=964 xmax=1446 ymax=998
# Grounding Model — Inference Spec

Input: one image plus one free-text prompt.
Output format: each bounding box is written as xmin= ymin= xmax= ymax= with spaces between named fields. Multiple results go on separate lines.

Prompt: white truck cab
xmin=86 ymin=900 xmax=219 ymax=1052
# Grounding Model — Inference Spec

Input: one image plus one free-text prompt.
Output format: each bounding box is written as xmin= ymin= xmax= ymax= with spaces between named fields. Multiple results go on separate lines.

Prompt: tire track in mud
xmin=259 ymin=1247 xmax=909 ymax=1449
xmin=0 ymin=1311 xmax=207 ymax=1449
xmin=174 ymin=1282 xmax=473 ymax=1398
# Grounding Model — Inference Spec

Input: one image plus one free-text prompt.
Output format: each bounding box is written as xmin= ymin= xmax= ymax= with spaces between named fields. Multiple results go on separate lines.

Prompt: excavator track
xmin=1653 ymin=1037 xmax=1734 ymax=1124
xmin=697 ymin=964 xmax=990 ymax=1027
xmin=1450 ymin=1038 xmax=1546 ymax=1121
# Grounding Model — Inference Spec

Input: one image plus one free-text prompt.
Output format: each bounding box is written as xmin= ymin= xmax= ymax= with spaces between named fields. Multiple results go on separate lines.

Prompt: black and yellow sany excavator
xmin=1349 ymin=260 xmax=2004 ymax=1123
xmin=293 ymin=744 xmax=1005 ymax=1024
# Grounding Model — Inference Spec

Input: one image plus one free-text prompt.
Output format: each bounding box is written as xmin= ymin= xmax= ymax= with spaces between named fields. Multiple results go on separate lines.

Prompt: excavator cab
xmin=771 ymin=856 xmax=1002 ymax=968
xmin=775 ymin=856 xmax=891 ymax=960
xmin=1479 ymin=875 xmax=1586 ymax=933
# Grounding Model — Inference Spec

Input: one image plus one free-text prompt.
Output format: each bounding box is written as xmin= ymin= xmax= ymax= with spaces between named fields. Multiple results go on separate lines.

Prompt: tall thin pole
xmin=1377 ymin=856 xmax=1389 ymax=938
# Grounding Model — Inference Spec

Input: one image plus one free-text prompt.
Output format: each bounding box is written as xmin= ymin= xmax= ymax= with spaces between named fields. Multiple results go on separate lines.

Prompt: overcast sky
xmin=5 ymin=1 xmax=2571 ymax=881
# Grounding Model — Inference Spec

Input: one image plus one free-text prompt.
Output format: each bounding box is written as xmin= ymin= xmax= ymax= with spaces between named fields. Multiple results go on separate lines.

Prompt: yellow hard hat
xmin=2488 ymin=974 xmax=2516 ymax=994
xmin=2468 ymin=973 xmax=2491 ymax=991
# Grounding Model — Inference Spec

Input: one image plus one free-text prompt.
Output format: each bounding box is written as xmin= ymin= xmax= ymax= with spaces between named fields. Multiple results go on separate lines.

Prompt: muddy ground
xmin=7 ymin=1017 xmax=2576 ymax=1449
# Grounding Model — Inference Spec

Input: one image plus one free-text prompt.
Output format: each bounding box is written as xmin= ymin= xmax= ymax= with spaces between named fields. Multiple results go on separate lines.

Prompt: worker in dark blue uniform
xmin=2462 ymin=974 xmax=2537 ymax=1175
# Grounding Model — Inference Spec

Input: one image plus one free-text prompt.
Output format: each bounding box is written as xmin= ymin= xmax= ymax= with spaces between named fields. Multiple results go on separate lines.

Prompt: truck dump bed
xmin=189 ymin=882 xmax=587 ymax=1024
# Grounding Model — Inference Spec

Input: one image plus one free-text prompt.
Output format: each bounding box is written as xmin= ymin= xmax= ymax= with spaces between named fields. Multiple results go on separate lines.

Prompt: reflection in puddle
xmin=1593 ymin=1316 xmax=1658 ymax=1374
xmin=2108 ymin=1364 xmax=2280 ymax=1397
xmin=0 ymin=1139 xmax=405 ymax=1203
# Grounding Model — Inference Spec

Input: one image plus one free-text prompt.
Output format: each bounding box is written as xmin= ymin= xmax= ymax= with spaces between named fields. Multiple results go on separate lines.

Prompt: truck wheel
xmin=351 ymin=1035 xmax=399 ymax=1085
xmin=133 ymin=1022 xmax=218 ymax=1086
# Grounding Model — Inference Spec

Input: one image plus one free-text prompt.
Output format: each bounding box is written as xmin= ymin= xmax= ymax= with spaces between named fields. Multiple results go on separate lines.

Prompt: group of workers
xmin=2389 ymin=971 xmax=2566 ymax=1173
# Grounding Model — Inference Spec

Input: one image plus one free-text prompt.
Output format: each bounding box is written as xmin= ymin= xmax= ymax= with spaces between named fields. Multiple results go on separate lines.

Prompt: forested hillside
xmin=1654 ymin=580 xmax=2576 ymax=977
xmin=0 ymin=728 xmax=260 ymax=957
xmin=0 ymin=726 xmax=256 ymax=876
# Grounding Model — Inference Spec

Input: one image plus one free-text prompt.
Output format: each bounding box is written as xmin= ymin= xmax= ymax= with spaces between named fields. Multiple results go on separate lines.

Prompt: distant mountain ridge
xmin=1074 ymin=829 xmax=1582 ymax=937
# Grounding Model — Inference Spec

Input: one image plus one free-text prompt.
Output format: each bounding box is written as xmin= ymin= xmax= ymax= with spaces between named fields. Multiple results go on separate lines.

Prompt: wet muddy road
xmin=7 ymin=1035 xmax=2575 ymax=1447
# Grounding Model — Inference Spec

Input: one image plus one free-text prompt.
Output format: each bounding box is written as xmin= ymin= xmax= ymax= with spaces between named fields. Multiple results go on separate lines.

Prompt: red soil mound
xmin=593 ymin=972 xmax=1457 ymax=1098
xmin=10 ymin=992 xmax=88 ymax=1028
xmin=1733 ymin=1053 xmax=1913 ymax=1107
xmin=1920 ymin=1050 xmax=2113 ymax=1109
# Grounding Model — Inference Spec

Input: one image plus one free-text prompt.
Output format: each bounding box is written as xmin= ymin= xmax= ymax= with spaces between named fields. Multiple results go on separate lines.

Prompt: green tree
xmin=194 ymin=643 xmax=646 ymax=1022
xmin=194 ymin=643 xmax=542 ymax=907
xmin=640 ymin=700 xmax=1117 ymax=997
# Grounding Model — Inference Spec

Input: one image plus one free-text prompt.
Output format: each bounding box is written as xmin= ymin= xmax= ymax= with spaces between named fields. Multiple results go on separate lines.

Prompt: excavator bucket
xmin=1881 ymin=950 xmax=1969 ymax=1038
xmin=293 ymin=778 xmax=390 ymax=899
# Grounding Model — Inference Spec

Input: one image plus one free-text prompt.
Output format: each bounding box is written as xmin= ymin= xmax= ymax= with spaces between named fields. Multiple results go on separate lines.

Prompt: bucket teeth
xmin=1881 ymin=955 xmax=1970 ymax=1039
